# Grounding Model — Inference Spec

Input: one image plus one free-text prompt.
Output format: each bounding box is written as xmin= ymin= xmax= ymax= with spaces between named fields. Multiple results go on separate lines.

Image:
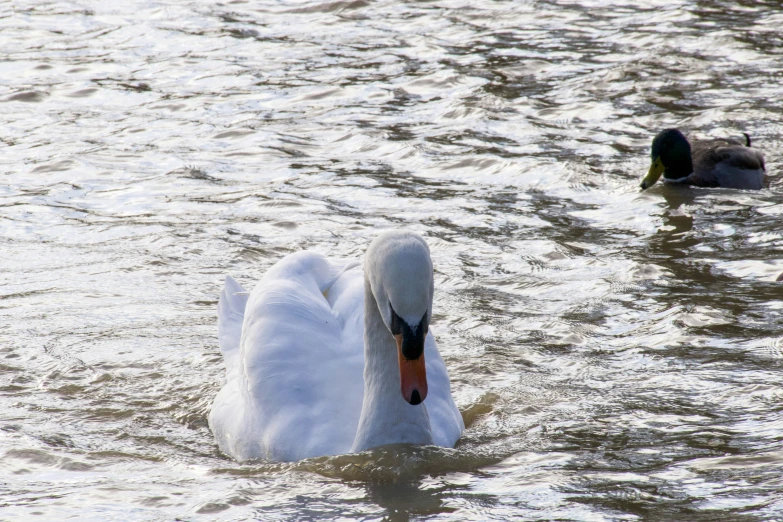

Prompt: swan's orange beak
xmin=395 ymin=334 xmax=428 ymax=405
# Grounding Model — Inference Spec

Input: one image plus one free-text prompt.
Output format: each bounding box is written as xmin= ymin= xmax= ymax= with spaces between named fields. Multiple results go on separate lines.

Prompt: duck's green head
xmin=640 ymin=128 xmax=693 ymax=190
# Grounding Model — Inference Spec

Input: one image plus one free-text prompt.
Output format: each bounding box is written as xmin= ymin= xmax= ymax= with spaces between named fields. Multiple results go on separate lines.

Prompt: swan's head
xmin=366 ymin=231 xmax=434 ymax=406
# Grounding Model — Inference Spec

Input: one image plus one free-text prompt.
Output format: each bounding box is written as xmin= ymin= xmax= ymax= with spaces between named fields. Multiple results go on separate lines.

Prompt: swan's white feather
xmin=216 ymin=276 xmax=249 ymax=383
xmin=209 ymin=248 xmax=463 ymax=462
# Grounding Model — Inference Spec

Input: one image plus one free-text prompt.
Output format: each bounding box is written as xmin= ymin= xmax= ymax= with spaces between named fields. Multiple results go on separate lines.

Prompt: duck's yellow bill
xmin=640 ymin=157 xmax=664 ymax=190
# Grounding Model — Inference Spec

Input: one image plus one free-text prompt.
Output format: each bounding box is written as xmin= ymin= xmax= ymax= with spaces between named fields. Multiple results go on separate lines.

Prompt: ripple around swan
xmin=2 ymin=0 xmax=783 ymax=519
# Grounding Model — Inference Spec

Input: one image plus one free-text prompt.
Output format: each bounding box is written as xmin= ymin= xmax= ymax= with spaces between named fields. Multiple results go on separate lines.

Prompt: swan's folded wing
xmin=242 ymin=278 xmax=364 ymax=461
xmin=212 ymin=252 xmax=365 ymax=462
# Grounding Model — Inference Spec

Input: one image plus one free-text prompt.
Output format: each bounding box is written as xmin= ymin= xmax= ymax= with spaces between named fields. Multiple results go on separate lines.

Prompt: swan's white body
xmin=209 ymin=231 xmax=464 ymax=462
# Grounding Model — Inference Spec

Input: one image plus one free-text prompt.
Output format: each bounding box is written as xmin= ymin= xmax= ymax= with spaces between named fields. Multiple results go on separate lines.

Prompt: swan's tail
xmin=217 ymin=276 xmax=248 ymax=377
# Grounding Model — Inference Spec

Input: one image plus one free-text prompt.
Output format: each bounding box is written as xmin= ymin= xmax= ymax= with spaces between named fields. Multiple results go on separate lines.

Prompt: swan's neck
xmin=351 ymin=280 xmax=433 ymax=453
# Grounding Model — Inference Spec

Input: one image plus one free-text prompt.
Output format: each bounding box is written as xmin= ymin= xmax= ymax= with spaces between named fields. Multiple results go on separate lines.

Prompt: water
xmin=2 ymin=0 xmax=783 ymax=519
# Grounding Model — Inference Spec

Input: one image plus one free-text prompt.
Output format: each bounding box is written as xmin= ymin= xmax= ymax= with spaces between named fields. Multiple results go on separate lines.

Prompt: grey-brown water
xmin=2 ymin=1 xmax=783 ymax=519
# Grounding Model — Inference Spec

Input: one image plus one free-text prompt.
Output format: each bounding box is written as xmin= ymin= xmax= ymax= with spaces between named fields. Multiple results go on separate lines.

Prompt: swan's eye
xmin=389 ymin=302 xmax=403 ymax=335
xmin=419 ymin=312 xmax=428 ymax=335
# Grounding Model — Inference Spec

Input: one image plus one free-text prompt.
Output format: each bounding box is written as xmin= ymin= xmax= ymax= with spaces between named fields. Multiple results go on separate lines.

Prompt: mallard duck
xmin=209 ymin=230 xmax=464 ymax=462
xmin=640 ymin=128 xmax=766 ymax=190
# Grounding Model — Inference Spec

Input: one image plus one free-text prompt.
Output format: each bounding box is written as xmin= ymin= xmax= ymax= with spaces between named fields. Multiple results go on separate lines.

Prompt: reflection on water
xmin=2 ymin=0 xmax=783 ymax=519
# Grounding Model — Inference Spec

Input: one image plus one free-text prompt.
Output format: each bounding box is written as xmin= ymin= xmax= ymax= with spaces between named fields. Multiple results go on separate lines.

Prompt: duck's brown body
xmin=687 ymin=137 xmax=766 ymax=189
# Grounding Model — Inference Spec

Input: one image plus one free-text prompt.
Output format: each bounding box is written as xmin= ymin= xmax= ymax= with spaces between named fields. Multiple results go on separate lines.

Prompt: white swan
xmin=209 ymin=230 xmax=464 ymax=462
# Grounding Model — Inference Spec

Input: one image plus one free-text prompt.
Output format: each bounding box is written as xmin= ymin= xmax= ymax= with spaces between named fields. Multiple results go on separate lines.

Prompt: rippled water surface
xmin=2 ymin=0 xmax=783 ymax=519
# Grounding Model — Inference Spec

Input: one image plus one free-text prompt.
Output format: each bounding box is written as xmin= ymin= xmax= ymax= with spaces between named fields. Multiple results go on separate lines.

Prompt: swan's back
xmin=209 ymin=252 xmax=365 ymax=462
